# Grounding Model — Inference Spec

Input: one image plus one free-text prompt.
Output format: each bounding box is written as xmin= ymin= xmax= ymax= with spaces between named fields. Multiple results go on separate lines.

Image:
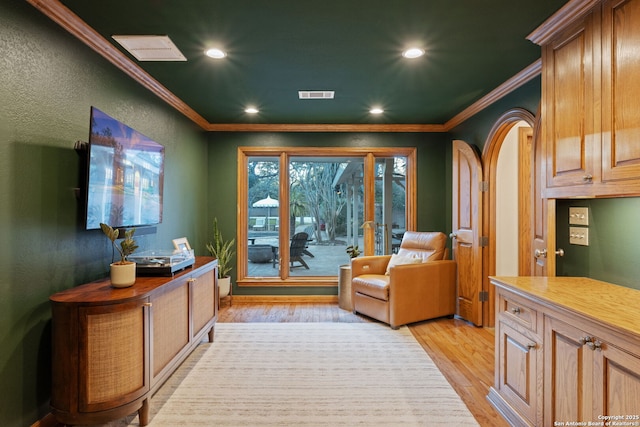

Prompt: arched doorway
xmin=481 ymin=108 xmax=538 ymax=326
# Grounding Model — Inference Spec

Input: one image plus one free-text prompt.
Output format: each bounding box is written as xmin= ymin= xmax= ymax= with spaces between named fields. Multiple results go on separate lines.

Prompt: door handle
xmin=534 ymin=249 xmax=547 ymax=258
xmin=535 ymin=248 xmax=564 ymax=258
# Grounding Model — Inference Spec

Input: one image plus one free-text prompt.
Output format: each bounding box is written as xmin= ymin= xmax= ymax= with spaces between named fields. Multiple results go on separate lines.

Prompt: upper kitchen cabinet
xmin=601 ymin=0 xmax=640 ymax=185
xmin=530 ymin=0 xmax=640 ymax=198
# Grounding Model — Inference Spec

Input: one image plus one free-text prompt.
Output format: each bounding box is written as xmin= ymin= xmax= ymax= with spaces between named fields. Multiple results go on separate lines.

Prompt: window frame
xmin=237 ymin=146 xmax=417 ymax=288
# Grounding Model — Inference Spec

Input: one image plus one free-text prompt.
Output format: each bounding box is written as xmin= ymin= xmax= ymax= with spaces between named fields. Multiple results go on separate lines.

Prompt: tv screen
xmin=85 ymin=107 xmax=165 ymax=230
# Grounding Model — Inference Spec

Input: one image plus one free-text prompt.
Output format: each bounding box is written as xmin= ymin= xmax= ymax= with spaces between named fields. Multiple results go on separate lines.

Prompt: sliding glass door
xmin=238 ymin=147 xmax=415 ymax=287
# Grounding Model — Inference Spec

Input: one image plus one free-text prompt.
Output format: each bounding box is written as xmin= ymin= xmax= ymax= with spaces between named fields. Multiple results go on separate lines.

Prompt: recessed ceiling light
xmin=205 ymin=48 xmax=226 ymax=59
xmin=370 ymin=107 xmax=384 ymax=115
xmin=402 ymin=48 xmax=425 ymax=59
xmin=245 ymin=107 xmax=259 ymax=114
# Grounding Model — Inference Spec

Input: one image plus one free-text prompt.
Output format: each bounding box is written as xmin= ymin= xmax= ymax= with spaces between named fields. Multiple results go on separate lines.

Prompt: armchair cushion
xmin=385 ymin=253 xmax=423 ymax=275
xmin=396 ymin=231 xmax=447 ymax=261
xmin=351 ymin=274 xmax=390 ymax=300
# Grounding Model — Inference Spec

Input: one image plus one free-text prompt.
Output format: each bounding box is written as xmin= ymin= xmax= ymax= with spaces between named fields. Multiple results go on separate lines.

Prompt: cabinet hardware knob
xmin=511 ymin=307 xmax=521 ymax=314
xmin=555 ymin=248 xmax=565 ymax=257
xmin=587 ymin=340 xmax=602 ymax=351
xmin=143 ymin=302 xmax=153 ymax=307
xmin=449 ymin=232 xmax=457 ymax=239
xmin=527 ymin=343 xmax=536 ymax=350
xmin=579 ymin=336 xmax=592 ymax=345
xmin=583 ymin=174 xmax=593 ymax=181
xmin=188 ymin=278 xmax=197 ymax=283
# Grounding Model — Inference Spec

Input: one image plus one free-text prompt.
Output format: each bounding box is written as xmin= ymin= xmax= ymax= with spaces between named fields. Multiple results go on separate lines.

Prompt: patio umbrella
xmin=252 ymin=195 xmax=279 ymax=229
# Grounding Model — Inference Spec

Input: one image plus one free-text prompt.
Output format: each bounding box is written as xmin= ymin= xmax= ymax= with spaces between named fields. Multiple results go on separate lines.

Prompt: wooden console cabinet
xmin=49 ymin=257 xmax=218 ymax=426
xmin=488 ymin=276 xmax=640 ymax=427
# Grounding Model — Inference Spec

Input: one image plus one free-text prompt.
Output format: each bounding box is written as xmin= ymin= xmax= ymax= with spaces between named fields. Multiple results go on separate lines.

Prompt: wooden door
xmin=451 ymin=140 xmax=483 ymax=326
xmin=532 ymin=117 xmax=549 ymax=276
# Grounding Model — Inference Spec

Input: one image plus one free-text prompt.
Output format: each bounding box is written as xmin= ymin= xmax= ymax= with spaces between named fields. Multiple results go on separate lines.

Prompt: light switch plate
xmin=569 ymin=207 xmax=589 ymax=225
xmin=569 ymin=226 xmax=589 ymax=246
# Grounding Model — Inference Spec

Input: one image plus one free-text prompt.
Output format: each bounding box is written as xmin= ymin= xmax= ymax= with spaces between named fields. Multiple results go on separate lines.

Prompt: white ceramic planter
xmin=219 ymin=276 xmax=231 ymax=298
xmin=110 ymin=262 xmax=136 ymax=288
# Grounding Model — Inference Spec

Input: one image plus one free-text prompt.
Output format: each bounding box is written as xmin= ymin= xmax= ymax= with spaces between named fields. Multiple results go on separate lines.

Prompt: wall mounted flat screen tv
xmin=84 ymin=107 xmax=165 ymax=230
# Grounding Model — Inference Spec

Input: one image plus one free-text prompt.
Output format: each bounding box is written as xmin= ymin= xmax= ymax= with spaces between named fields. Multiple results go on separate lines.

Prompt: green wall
xmin=206 ymin=132 xmax=451 ymax=296
xmin=448 ymin=76 xmax=542 ymax=152
xmin=556 ymin=198 xmax=640 ymax=290
xmin=0 ymin=2 xmax=209 ymax=425
xmin=3 ymin=0 xmax=639 ymax=425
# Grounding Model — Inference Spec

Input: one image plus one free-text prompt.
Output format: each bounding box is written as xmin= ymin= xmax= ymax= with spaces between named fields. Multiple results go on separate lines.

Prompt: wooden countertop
xmin=51 ymin=256 xmax=217 ymax=305
xmin=490 ymin=276 xmax=640 ymax=339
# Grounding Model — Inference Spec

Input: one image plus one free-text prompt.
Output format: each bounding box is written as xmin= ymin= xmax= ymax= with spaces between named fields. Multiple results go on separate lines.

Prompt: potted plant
xmin=206 ymin=218 xmax=236 ymax=304
xmin=346 ymin=245 xmax=360 ymax=258
xmin=100 ymin=223 xmax=138 ymax=288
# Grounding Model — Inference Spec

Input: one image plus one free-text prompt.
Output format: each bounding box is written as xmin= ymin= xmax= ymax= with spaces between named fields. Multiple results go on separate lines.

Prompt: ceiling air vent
xmin=112 ymin=35 xmax=187 ymax=61
xmin=298 ymin=91 xmax=335 ymax=99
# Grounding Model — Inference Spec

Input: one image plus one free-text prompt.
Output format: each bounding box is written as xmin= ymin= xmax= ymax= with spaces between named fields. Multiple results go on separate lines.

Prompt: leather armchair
xmin=351 ymin=231 xmax=456 ymax=329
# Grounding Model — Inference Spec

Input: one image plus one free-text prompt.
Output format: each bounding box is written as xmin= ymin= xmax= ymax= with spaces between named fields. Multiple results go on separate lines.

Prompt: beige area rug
xmin=132 ymin=323 xmax=479 ymax=426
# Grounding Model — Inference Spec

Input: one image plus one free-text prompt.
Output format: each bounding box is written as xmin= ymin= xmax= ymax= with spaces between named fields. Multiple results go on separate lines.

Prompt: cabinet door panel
xmin=544 ymin=316 xmax=594 ymax=425
xmin=602 ymin=0 xmax=640 ymax=183
xmin=593 ymin=341 xmax=640 ymax=417
xmin=191 ymin=269 xmax=216 ymax=337
xmin=151 ymin=281 xmax=189 ymax=378
xmin=543 ymin=14 xmax=597 ymax=189
xmin=79 ymin=299 xmax=149 ymax=412
xmin=497 ymin=321 xmax=540 ymax=424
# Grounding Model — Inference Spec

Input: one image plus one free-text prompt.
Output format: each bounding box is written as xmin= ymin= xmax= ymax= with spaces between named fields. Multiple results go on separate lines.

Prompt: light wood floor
xmin=218 ymin=300 xmax=509 ymax=427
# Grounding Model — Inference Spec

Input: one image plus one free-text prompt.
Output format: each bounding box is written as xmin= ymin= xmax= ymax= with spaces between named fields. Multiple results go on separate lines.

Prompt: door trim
xmin=481 ymin=108 xmax=536 ymax=326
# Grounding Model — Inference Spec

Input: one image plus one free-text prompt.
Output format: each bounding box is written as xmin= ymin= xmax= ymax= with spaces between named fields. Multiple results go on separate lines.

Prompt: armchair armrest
xmin=351 ymin=255 xmax=392 ymax=277
xmin=388 ymin=260 xmax=457 ymax=327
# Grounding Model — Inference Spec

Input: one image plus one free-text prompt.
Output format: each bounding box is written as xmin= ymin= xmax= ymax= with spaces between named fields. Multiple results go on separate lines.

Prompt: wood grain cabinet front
xmin=544 ymin=314 xmax=640 ymax=425
xmin=531 ymin=0 xmax=640 ymax=198
xmin=50 ymin=257 xmax=217 ymax=426
xmin=489 ymin=276 xmax=640 ymax=427
xmin=540 ymin=9 xmax=598 ymax=194
xmin=491 ymin=320 xmax=542 ymax=426
xmin=489 ymin=287 xmax=543 ymax=427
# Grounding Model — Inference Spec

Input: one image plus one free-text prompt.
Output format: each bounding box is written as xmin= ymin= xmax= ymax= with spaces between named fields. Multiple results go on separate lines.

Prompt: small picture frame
xmin=172 ymin=237 xmax=191 ymax=253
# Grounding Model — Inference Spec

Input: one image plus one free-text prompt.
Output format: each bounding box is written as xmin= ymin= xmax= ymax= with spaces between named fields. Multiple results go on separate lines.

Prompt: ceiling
xmin=45 ymin=0 xmax=567 ymax=129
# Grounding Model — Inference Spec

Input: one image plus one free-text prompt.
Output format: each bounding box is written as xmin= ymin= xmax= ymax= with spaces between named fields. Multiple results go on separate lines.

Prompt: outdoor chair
xmin=252 ymin=217 xmax=266 ymax=231
xmin=290 ymin=232 xmax=310 ymax=269
xmin=301 ymin=225 xmax=316 ymax=257
xmin=351 ymin=231 xmax=456 ymax=329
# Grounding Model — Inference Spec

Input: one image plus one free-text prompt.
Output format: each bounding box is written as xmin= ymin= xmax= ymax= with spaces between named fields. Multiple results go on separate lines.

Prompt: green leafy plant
xmin=206 ymin=218 xmax=236 ymax=279
xmin=346 ymin=245 xmax=360 ymax=258
xmin=100 ymin=223 xmax=138 ymax=264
